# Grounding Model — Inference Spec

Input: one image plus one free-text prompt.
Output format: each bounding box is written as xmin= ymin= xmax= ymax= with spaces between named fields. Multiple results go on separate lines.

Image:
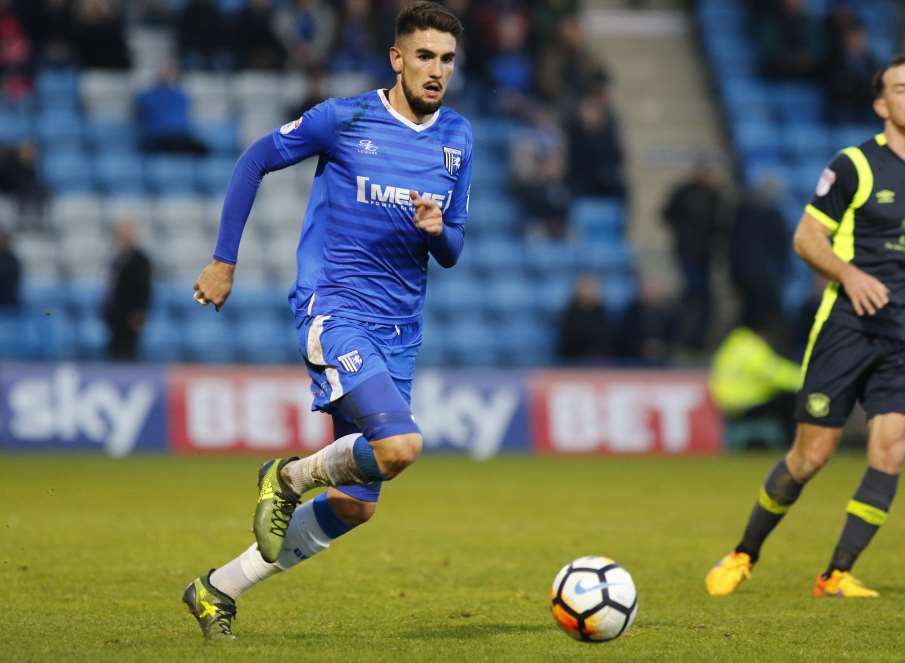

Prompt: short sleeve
xmin=444 ymin=130 xmax=473 ymax=225
xmin=805 ymin=151 xmax=858 ymax=233
xmin=271 ymin=99 xmax=337 ymax=163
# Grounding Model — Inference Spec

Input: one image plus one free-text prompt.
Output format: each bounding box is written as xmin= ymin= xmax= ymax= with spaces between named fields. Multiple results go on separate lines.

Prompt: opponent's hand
xmin=840 ymin=264 xmax=889 ymax=316
xmin=410 ymin=191 xmax=444 ymax=236
xmin=193 ymin=260 xmax=236 ymax=312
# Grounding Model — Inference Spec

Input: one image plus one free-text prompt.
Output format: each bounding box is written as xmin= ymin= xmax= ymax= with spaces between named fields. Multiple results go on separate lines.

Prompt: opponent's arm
xmin=410 ymin=191 xmax=465 ymax=268
xmin=793 ymin=214 xmax=889 ymax=316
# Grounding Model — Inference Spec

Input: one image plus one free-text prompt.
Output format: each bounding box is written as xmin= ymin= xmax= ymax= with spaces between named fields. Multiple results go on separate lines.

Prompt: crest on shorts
xmin=443 ymin=146 xmax=463 ymax=177
xmin=337 ymin=350 xmax=363 ymax=373
xmin=806 ymin=393 xmax=831 ymax=418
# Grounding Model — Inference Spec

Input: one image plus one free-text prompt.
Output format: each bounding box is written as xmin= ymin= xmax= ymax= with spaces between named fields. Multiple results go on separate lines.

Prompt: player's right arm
xmin=195 ymin=101 xmax=337 ymax=311
xmin=793 ymin=150 xmax=890 ymax=317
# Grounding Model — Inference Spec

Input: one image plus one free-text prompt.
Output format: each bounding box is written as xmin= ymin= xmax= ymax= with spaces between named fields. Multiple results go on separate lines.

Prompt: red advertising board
xmin=531 ymin=370 xmax=722 ymax=454
xmin=168 ymin=366 xmax=334 ymax=454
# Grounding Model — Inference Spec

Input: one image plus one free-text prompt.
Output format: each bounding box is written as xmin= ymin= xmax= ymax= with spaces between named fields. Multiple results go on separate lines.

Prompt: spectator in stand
xmin=0 ymin=0 xmax=33 ymax=100
xmin=236 ymin=0 xmax=286 ymax=70
xmin=177 ymin=0 xmax=229 ymax=71
xmin=730 ymin=174 xmax=789 ymax=330
xmin=102 ymin=218 xmax=151 ymax=361
xmin=825 ymin=25 xmax=877 ymax=124
xmin=661 ymin=161 xmax=726 ymax=352
xmin=71 ymin=0 xmax=131 ymax=70
xmin=135 ymin=64 xmax=209 ymax=155
xmin=487 ymin=11 xmax=534 ymax=117
xmin=331 ymin=0 xmax=383 ymax=79
xmin=519 ymin=147 xmax=572 ymax=240
xmin=287 ymin=67 xmax=329 ymax=119
xmin=0 ymin=142 xmax=47 ymax=226
xmin=276 ymin=0 xmax=336 ymax=72
xmin=0 ymin=229 xmax=21 ymax=309
xmin=557 ymin=273 xmax=613 ymax=363
xmin=756 ymin=0 xmax=825 ymax=80
xmin=17 ymin=0 xmax=74 ymax=67
xmin=618 ymin=283 xmax=676 ymax=365
xmin=566 ymin=87 xmax=626 ymax=199
xmin=537 ymin=16 xmax=609 ymax=116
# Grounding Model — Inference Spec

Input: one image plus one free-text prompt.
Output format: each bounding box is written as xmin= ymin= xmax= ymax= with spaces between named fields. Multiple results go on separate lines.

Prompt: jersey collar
xmin=377 ymin=89 xmax=440 ymax=133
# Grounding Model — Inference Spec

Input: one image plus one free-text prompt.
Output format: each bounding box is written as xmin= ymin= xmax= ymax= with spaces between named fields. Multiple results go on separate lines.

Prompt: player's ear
xmin=390 ymin=44 xmax=403 ymax=75
xmin=874 ymin=97 xmax=889 ymax=120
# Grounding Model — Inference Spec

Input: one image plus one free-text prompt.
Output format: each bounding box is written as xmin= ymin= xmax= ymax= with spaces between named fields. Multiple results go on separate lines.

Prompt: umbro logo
xmin=337 ymin=350 xmax=363 ymax=373
xmin=358 ymin=139 xmax=379 ymax=155
xmin=876 ymin=189 xmax=895 ymax=204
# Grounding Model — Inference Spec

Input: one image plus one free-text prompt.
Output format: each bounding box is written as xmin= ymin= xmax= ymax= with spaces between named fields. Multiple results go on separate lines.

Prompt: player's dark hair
xmin=395 ymin=1 xmax=463 ymax=43
xmin=872 ymin=54 xmax=905 ymax=97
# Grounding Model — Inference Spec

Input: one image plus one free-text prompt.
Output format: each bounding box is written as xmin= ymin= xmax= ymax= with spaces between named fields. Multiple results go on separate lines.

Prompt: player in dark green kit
xmin=707 ymin=55 xmax=905 ymax=598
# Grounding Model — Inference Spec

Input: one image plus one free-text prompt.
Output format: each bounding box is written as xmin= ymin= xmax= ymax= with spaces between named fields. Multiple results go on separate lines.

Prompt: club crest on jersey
xmin=443 ymin=146 xmax=463 ymax=177
xmin=337 ymin=350 xmax=363 ymax=373
xmin=280 ymin=117 xmax=302 ymax=135
xmin=815 ymin=168 xmax=836 ymax=197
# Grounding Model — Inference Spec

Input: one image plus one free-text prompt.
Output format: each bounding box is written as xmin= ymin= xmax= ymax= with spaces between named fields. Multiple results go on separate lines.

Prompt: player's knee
xmin=327 ymin=491 xmax=377 ymax=527
xmin=373 ymin=433 xmax=422 ymax=479
xmin=788 ymin=430 xmax=837 ymax=479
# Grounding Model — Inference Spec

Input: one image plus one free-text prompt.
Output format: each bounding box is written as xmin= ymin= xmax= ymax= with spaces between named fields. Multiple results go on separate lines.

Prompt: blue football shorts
xmin=296 ymin=313 xmax=422 ymax=502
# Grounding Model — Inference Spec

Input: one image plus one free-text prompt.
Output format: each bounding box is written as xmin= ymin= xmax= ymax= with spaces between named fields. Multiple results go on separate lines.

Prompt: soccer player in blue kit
xmin=182 ymin=2 xmax=472 ymax=640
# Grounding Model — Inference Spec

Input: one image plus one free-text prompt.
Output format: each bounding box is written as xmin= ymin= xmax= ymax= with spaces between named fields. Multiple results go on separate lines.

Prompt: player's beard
xmin=401 ymin=72 xmax=442 ymax=117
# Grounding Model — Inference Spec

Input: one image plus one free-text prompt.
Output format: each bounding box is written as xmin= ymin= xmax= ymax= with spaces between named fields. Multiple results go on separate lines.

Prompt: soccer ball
xmin=550 ymin=556 xmax=637 ymax=642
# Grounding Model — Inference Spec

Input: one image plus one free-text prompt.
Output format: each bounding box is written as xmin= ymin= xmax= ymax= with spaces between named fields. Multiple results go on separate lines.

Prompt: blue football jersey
xmin=272 ymin=89 xmax=473 ymax=324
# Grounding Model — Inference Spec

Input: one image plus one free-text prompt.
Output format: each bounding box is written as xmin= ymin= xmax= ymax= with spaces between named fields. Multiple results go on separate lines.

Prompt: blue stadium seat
xmin=428 ymin=273 xmax=488 ymax=316
xmin=523 ymin=241 xmax=576 ymax=277
xmin=0 ymin=312 xmax=40 ymax=360
xmin=140 ymin=314 xmax=184 ymax=362
xmin=183 ymin=317 xmax=238 ymax=362
xmin=35 ymin=311 xmax=78 ymax=360
xmin=486 ymin=277 xmax=536 ymax=317
xmin=601 ymin=274 xmax=638 ymax=316
xmin=223 ymin=282 xmax=292 ymax=321
xmin=569 ymin=197 xmax=624 ymax=244
xmin=496 ymin=317 xmax=553 ymax=366
xmin=575 ymin=243 xmax=635 ymax=276
xmin=198 ymin=156 xmax=237 ymax=195
xmin=35 ymin=108 xmax=85 ymax=146
xmin=0 ymin=107 xmax=32 ymax=144
xmin=733 ymin=121 xmax=784 ymax=162
xmin=468 ymin=237 xmax=525 ymax=276
xmin=781 ymin=124 xmax=834 ymax=164
xmin=193 ymin=120 xmax=239 ymax=155
xmin=153 ymin=280 xmax=198 ymax=319
xmin=65 ymin=280 xmax=104 ymax=319
xmin=95 ymin=153 xmax=146 ymax=195
xmin=41 ymin=150 xmax=95 ymax=194
xmin=534 ymin=274 xmax=573 ymax=319
xmin=74 ymin=314 xmax=109 ymax=359
xmin=235 ymin=315 xmax=294 ymax=363
xmin=146 ymin=156 xmax=199 ymax=194
xmin=85 ymin=119 xmax=138 ymax=153
xmin=444 ymin=319 xmax=499 ymax=365
xmin=36 ymin=70 xmax=80 ymax=107
xmin=468 ymin=197 xmax=519 ymax=236
xmin=418 ymin=314 xmax=448 ymax=365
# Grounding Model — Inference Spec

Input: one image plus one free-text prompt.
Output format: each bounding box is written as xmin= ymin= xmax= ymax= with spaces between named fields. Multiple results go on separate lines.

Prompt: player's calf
xmin=785 ymin=424 xmax=842 ymax=481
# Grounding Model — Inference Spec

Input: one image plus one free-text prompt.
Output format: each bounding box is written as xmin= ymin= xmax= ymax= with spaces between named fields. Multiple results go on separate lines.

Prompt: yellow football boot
xmin=705 ymin=551 xmax=752 ymax=596
xmin=813 ymin=570 xmax=879 ymax=598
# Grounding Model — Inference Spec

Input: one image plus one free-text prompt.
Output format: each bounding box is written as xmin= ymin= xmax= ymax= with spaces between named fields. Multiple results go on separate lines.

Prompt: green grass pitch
xmin=2 ymin=453 xmax=902 ymax=662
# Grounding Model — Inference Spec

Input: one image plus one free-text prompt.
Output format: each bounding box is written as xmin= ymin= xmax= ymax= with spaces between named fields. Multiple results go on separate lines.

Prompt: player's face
xmin=391 ymin=29 xmax=457 ymax=116
xmin=875 ymin=65 xmax=905 ymax=128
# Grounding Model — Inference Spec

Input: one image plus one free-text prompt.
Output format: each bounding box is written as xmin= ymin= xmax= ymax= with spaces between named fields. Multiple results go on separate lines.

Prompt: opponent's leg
xmin=706 ymin=424 xmax=841 ymax=596
xmin=815 ymin=413 xmax=905 ymax=598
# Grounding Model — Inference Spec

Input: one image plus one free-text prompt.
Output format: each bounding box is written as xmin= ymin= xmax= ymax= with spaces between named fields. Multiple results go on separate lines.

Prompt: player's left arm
xmin=417 ymin=131 xmax=472 ymax=268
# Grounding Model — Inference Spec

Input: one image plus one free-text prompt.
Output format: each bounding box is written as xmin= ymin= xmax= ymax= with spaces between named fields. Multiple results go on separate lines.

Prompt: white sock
xmin=208 ymin=500 xmax=334 ymax=599
xmin=284 ymin=434 xmax=366 ymax=494
xmin=209 ymin=544 xmax=280 ymax=600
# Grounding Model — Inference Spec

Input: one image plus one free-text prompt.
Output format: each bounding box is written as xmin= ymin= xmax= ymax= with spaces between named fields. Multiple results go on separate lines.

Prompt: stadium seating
xmin=6 ymin=2 xmax=643 ymax=367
